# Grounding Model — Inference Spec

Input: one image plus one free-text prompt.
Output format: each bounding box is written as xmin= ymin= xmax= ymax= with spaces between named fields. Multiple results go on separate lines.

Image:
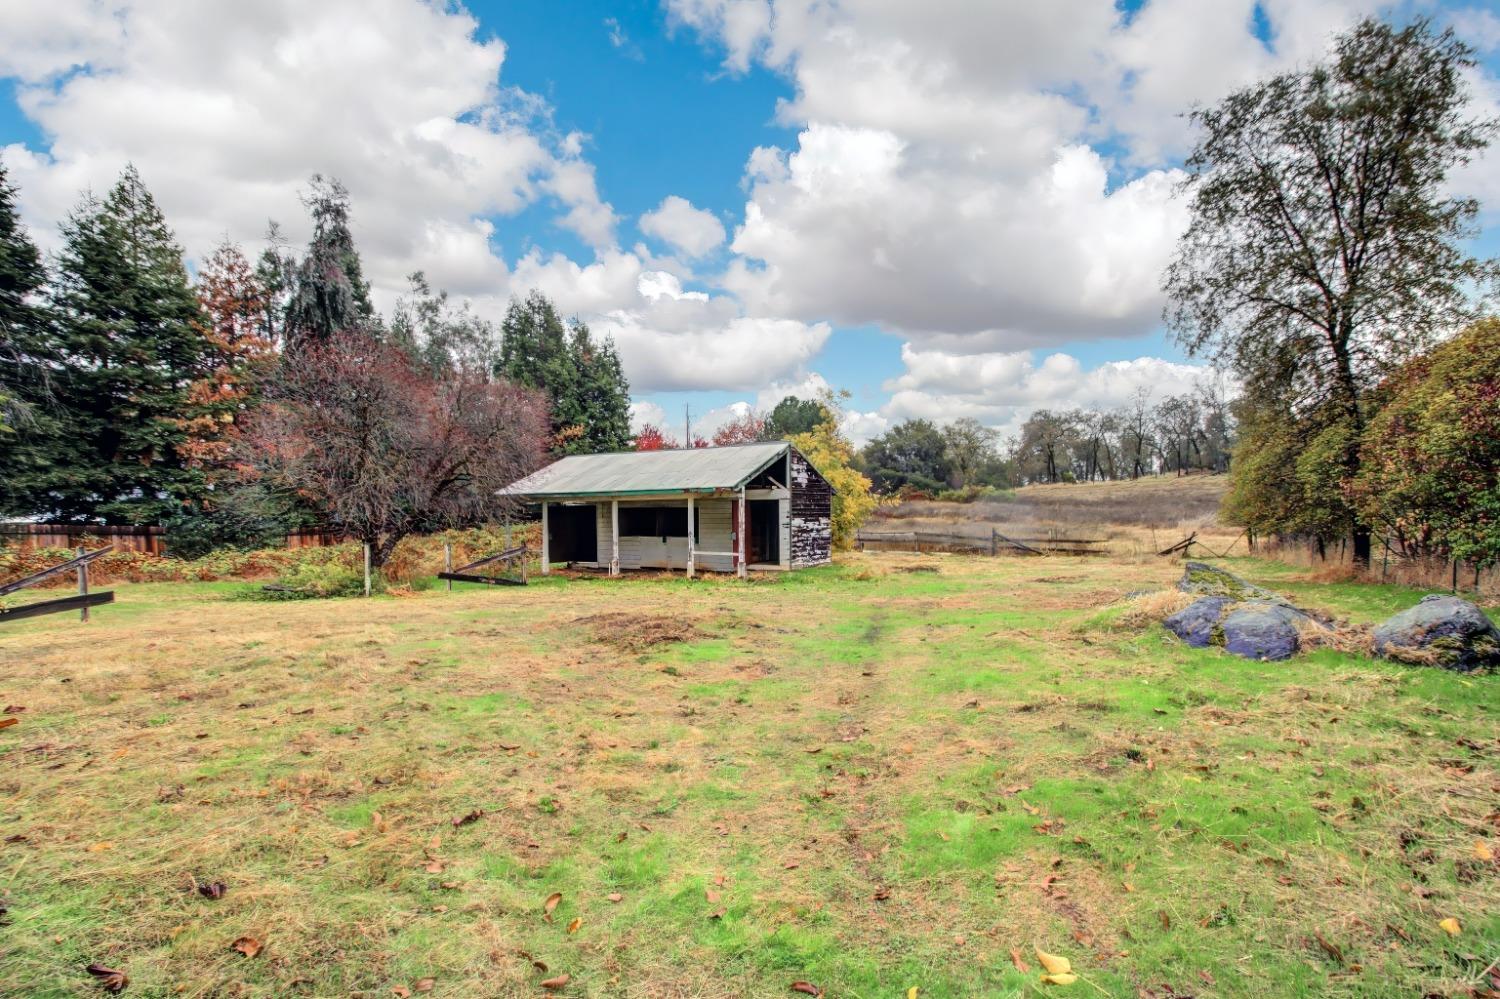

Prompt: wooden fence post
xmin=76 ymin=546 xmax=89 ymax=623
xmin=445 ymin=542 xmax=453 ymax=592
xmin=990 ymin=528 xmax=998 ymax=556
xmin=364 ymin=543 xmax=372 ymax=597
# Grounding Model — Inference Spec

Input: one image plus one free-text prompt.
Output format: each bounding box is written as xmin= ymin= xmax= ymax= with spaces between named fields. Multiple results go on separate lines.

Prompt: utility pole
xmin=684 ymin=403 xmax=692 ymax=449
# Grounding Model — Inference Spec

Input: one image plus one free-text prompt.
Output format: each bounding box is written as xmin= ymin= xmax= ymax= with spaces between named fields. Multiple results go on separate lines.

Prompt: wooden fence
xmin=855 ymin=528 xmax=1106 ymax=556
xmin=1 ymin=523 xmax=347 ymax=555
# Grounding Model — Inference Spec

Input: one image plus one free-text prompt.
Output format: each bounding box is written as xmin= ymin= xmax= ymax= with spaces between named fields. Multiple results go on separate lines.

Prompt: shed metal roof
xmin=499 ymin=441 xmax=792 ymax=498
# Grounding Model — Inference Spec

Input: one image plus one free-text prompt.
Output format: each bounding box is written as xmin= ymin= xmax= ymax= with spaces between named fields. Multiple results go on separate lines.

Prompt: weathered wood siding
xmin=789 ymin=449 xmax=833 ymax=567
xmin=592 ymin=499 xmax=736 ymax=572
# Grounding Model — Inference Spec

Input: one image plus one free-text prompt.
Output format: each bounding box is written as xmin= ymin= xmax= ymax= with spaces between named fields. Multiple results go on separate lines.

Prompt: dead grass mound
xmin=575 ymin=611 xmax=707 ymax=652
xmin=1116 ymin=589 xmax=1196 ymax=629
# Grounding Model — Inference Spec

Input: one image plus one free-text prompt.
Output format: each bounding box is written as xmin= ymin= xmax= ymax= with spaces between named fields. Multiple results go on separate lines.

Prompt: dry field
xmin=0 ymin=549 xmax=1496 ymax=998
xmin=871 ymin=476 xmax=1238 ymax=557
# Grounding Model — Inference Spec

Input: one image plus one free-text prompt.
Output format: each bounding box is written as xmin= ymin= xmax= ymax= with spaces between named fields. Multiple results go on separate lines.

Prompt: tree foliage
xmin=1164 ymin=17 xmax=1496 ymax=562
xmin=711 ymin=410 xmax=766 ymax=446
xmin=764 ymin=395 xmax=827 ymax=439
xmin=860 ymin=419 xmax=948 ymax=494
xmin=0 ymin=159 xmax=49 ymax=449
xmin=284 ymin=176 xmax=373 ymax=346
xmin=496 ymin=291 xmax=632 ymax=455
xmin=1351 ymin=318 xmax=1500 ymax=564
xmin=788 ymin=391 xmax=875 ymax=550
xmin=244 ymin=332 xmax=548 ymax=568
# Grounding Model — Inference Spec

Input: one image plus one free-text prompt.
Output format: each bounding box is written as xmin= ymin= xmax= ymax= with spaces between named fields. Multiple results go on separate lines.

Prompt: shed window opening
xmin=619 ymin=506 xmax=699 ymax=541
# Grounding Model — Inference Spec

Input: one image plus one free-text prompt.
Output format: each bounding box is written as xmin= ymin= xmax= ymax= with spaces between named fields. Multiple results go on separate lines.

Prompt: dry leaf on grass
xmin=790 ymin=983 xmax=824 ymax=997
xmin=543 ymin=891 xmax=562 ymax=922
xmin=393 ymin=988 xmax=411 ymax=998
xmin=197 ymin=881 xmax=226 ymax=900
xmin=1040 ymin=973 xmax=1078 ymax=985
xmin=1034 ymin=949 xmax=1071 ymax=976
xmin=414 ymin=979 xmax=435 ymax=992
xmin=0 ymin=717 xmax=18 ymax=731
xmin=606 ymin=892 xmax=622 ymax=902
xmin=451 ymin=809 xmax=484 ymax=828
xmin=566 ymin=917 xmax=581 ymax=934
xmin=85 ymin=963 xmax=128 ymax=993
xmin=230 ymin=936 xmax=262 ymax=958
xmin=540 ymin=972 xmax=570 ymax=989
xmin=1474 ymin=840 xmax=1494 ymax=862
xmin=1009 ymin=948 xmax=1029 ymax=972
xmin=1438 ymin=917 xmax=1462 ymax=936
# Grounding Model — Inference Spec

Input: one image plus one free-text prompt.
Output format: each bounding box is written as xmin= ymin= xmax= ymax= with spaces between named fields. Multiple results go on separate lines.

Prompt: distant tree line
xmin=0 ymin=164 xmax=630 ymax=561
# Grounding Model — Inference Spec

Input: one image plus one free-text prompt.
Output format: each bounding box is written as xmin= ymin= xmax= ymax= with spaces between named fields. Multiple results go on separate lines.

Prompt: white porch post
xmin=540 ymin=501 xmax=550 ymax=575
xmin=738 ymin=487 xmax=748 ymax=579
xmin=686 ymin=493 xmax=695 ymax=578
xmin=610 ymin=499 xmax=620 ymax=576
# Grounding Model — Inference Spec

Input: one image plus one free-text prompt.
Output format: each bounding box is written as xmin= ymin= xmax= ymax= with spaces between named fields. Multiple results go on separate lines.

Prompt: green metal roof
xmin=499 ymin=442 xmax=792 ymax=498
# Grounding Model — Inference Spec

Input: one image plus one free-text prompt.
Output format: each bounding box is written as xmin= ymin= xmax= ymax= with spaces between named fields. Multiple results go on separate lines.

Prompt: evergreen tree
xmin=764 ymin=395 xmax=828 ymax=439
xmin=254 ymin=220 xmax=297 ymax=346
xmin=496 ymin=291 xmax=631 ymax=454
xmin=284 ymin=176 xmax=373 ymax=346
xmin=0 ymin=161 xmax=57 ymax=510
xmin=42 ymin=165 xmax=208 ymax=523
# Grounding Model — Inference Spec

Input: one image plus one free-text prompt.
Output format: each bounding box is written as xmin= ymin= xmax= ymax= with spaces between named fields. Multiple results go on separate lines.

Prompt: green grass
xmin=0 ymin=552 xmax=1495 ymax=997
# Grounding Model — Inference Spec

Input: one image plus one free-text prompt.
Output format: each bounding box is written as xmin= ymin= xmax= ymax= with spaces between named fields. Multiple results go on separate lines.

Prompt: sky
xmin=2 ymin=0 xmax=1498 ymax=444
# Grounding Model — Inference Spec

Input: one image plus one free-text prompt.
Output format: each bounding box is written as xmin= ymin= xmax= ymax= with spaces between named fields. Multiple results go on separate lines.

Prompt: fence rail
xmin=855 ymin=528 xmax=1106 ymax=556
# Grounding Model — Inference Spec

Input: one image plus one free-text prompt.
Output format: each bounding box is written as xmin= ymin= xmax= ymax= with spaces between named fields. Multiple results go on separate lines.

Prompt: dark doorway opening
xmin=549 ymin=505 xmax=597 ymax=563
xmin=748 ymin=500 xmax=780 ymax=565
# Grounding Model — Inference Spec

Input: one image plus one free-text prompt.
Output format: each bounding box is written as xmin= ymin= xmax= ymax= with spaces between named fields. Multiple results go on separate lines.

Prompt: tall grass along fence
xmin=855 ymin=527 xmax=1106 ymax=556
xmin=0 ymin=523 xmax=345 ymax=556
xmin=1265 ymin=535 xmax=1497 ymax=598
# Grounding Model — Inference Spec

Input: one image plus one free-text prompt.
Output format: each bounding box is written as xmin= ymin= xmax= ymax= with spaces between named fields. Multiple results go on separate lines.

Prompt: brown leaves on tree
xmin=230 ymin=936 xmax=263 ymax=958
xmin=85 ymin=963 xmax=128 ymax=993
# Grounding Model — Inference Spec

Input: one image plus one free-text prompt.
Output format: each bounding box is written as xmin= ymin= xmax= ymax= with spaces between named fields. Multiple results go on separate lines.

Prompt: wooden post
xmin=444 ymin=542 xmax=453 ymax=592
xmin=364 ymin=543 xmax=372 ymax=597
xmin=540 ymin=502 xmax=550 ymax=575
xmin=990 ymin=528 xmax=998 ymax=557
xmin=738 ymin=488 xmax=747 ymax=579
xmin=610 ymin=499 xmax=620 ymax=577
xmin=76 ymin=546 xmax=89 ymax=622
xmin=687 ymin=489 xmax=696 ymax=576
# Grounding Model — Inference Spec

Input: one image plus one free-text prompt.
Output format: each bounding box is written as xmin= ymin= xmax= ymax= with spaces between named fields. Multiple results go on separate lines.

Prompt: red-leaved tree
xmin=244 ymin=332 xmax=548 ymax=568
xmin=711 ymin=411 xmax=766 ymax=446
xmin=634 ymin=424 xmax=680 ymax=451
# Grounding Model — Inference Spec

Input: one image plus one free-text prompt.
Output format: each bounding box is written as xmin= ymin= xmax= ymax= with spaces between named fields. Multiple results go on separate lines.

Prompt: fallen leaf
xmin=790 ymin=983 xmax=824 ymax=997
xmin=439 ymin=881 xmax=460 ymax=890
xmin=566 ymin=917 xmax=581 ymax=934
xmin=392 ymin=988 xmax=411 ymax=998
xmin=543 ymin=891 xmax=562 ymax=922
xmin=1475 ymin=840 xmax=1494 ymax=862
xmin=85 ymin=963 xmax=129 ymax=993
xmin=424 ymin=861 xmax=444 ymax=874
xmin=197 ymin=881 xmax=226 ymax=900
xmin=230 ymin=936 xmax=262 ymax=958
xmin=606 ymin=892 xmax=623 ymax=903
xmin=1438 ymin=917 xmax=1462 ymax=936
xmin=87 ymin=842 xmax=114 ymax=853
xmin=1040 ymin=973 xmax=1078 ymax=986
xmin=1035 ymin=949 xmax=1071 ymax=976
xmin=413 ymin=980 xmax=435 ymax=993
xmin=1156 ymin=910 xmax=1170 ymax=930
xmin=873 ymin=887 xmax=891 ymax=901
xmin=0 ymin=717 xmax=18 ymax=731
xmin=1313 ymin=931 xmax=1343 ymax=965
xmin=2 ymin=705 xmax=23 ymax=714
xmin=908 ymin=989 xmax=919 ymax=999
xmin=451 ymin=810 xmax=483 ymax=828
xmin=540 ymin=972 xmax=570 ymax=989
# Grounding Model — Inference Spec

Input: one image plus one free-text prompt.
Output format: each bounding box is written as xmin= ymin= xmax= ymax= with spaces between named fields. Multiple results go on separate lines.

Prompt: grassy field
xmin=0 ymin=552 xmax=1496 ymax=997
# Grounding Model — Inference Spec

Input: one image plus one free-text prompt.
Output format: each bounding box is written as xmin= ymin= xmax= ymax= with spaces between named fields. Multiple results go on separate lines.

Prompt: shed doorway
xmin=748 ymin=499 xmax=780 ymax=566
xmin=549 ymin=505 xmax=597 ymax=563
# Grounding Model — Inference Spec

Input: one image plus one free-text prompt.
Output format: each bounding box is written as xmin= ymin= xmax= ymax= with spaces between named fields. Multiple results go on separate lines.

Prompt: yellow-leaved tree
xmin=788 ymin=390 xmax=876 ymax=551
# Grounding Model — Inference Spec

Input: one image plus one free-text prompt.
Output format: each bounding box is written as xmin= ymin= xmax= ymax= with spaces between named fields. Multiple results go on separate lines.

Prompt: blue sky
xmin=2 ymin=1 xmax=1498 ymax=441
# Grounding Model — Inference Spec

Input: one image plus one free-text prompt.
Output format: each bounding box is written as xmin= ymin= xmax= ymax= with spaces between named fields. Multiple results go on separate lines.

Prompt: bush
xmin=255 ymin=559 xmax=370 ymax=600
xmin=933 ymin=485 xmax=1016 ymax=504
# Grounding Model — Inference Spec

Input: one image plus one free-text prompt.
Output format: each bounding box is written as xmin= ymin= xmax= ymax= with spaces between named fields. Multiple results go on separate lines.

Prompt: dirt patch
xmin=575 ymin=611 xmax=707 ymax=652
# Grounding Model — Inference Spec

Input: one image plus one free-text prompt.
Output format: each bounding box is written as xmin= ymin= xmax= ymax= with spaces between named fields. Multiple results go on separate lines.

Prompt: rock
xmin=1163 ymin=596 xmax=1234 ymax=648
xmin=1177 ymin=561 xmax=1290 ymax=604
xmin=1219 ymin=601 xmax=1310 ymax=662
xmin=1372 ymin=594 xmax=1500 ymax=673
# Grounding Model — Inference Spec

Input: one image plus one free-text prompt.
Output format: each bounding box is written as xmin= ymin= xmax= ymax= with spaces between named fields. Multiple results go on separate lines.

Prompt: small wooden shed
xmin=499 ymin=441 xmax=833 ymax=577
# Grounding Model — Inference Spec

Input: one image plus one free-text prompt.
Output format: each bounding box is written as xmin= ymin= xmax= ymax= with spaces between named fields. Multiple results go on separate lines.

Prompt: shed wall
xmin=590 ymin=499 xmax=736 ymax=572
xmin=789 ymin=450 xmax=833 ymax=567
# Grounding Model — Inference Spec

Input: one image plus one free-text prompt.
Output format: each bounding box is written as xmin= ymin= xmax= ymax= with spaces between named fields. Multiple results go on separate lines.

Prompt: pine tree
xmin=44 ymin=165 xmax=208 ymax=523
xmin=284 ymin=176 xmax=373 ymax=346
xmin=0 ymin=161 xmax=58 ymax=513
xmin=496 ymin=291 xmax=631 ymax=454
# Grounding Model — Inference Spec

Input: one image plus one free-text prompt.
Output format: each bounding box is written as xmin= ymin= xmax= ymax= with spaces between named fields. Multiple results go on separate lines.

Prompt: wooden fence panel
xmin=0 ymin=524 xmax=166 ymax=555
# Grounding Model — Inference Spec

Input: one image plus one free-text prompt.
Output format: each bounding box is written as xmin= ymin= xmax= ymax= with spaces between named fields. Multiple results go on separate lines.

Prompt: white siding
xmin=588 ymin=497 xmax=737 ymax=571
